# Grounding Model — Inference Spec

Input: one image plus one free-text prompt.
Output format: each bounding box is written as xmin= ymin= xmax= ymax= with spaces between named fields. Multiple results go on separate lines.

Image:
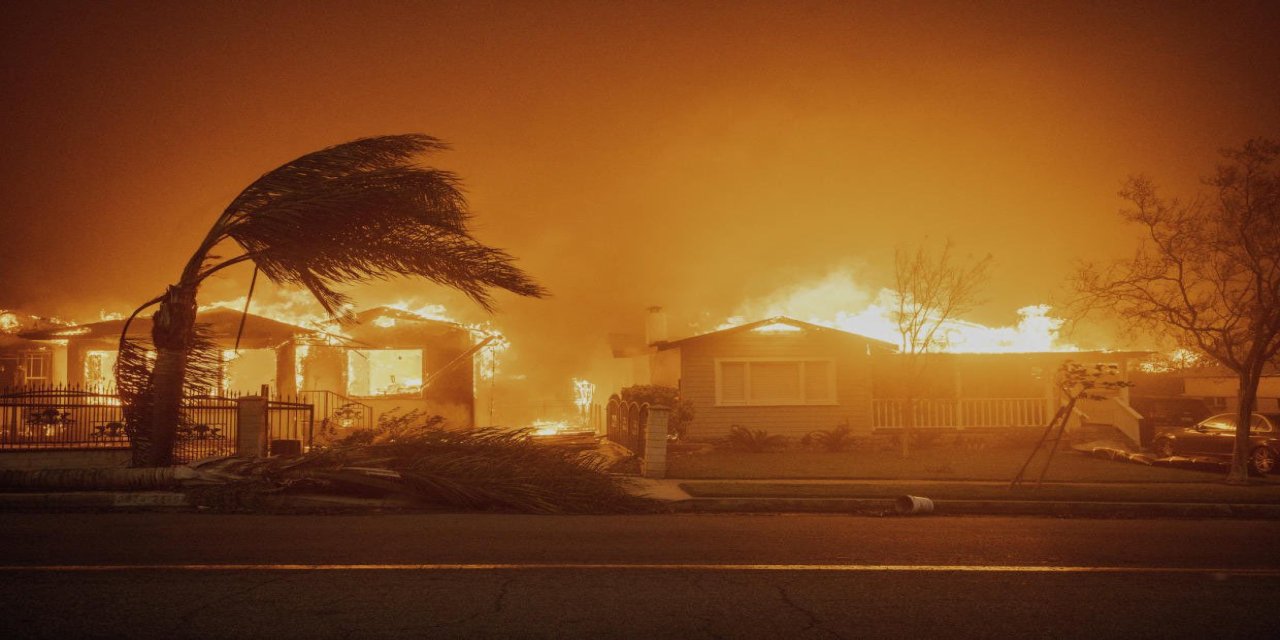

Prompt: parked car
xmin=1128 ymin=397 xmax=1212 ymax=447
xmin=1150 ymin=413 xmax=1280 ymax=475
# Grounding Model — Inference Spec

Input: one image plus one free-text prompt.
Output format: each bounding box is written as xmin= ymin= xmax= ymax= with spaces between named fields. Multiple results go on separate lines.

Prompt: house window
xmin=20 ymin=351 xmax=52 ymax=385
xmin=84 ymin=350 xmax=118 ymax=390
xmin=347 ymin=349 xmax=423 ymax=397
xmin=715 ymin=359 xmax=836 ymax=406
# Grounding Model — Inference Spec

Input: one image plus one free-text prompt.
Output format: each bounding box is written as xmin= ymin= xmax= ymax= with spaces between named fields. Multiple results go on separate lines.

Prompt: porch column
xmin=235 ymin=395 xmax=269 ymax=457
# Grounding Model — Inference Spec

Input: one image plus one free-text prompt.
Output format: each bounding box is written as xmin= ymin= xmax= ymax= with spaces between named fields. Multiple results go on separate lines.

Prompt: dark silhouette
xmin=1075 ymin=139 xmax=1280 ymax=484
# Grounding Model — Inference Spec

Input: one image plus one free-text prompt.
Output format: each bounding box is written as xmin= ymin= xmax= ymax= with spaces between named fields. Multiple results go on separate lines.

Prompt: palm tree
xmin=117 ymin=134 xmax=546 ymax=466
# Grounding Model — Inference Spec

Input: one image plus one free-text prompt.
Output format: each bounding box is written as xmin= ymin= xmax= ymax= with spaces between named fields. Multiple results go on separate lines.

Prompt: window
xmin=347 ymin=349 xmax=423 ymax=397
xmin=84 ymin=350 xmax=118 ymax=390
xmin=715 ymin=359 xmax=836 ymax=406
xmin=20 ymin=351 xmax=52 ymax=385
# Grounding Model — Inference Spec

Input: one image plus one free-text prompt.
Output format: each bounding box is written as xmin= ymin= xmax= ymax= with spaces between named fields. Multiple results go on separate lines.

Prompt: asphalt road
xmin=2 ymin=513 xmax=1279 ymax=639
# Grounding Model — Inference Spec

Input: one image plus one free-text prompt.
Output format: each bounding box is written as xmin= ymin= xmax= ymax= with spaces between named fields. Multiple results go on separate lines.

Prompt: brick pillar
xmin=236 ymin=396 xmax=269 ymax=458
xmin=643 ymin=405 xmax=669 ymax=479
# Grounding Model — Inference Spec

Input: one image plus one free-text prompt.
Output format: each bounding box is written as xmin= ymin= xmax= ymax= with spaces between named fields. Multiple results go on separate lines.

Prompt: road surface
xmin=2 ymin=513 xmax=1278 ymax=638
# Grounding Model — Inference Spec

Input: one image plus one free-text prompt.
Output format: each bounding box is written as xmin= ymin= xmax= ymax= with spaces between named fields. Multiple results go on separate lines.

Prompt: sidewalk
xmin=629 ymin=477 xmax=1280 ymax=518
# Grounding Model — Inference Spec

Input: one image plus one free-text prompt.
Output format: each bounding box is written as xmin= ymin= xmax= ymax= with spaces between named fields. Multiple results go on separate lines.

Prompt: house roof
xmin=656 ymin=316 xmax=898 ymax=352
xmin=353 ymin=306 xmax=464 ymax=329
xmin=0 ymin=333 xmax=36 ymax=350
xmin=18 ymin=307 xmax=315 ymax=347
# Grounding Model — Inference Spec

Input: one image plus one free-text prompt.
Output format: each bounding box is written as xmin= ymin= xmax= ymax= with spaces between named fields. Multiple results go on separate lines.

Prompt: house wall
xmin=677 ymin=330 xmax=874 ymax=440
xmin=649 ymin=349 xmax=681 ymax=388
xmin=1183 ymin=376 xmax=1280 ymax=413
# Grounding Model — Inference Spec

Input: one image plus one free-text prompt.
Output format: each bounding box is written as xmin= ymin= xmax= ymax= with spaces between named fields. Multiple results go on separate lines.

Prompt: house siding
xmin=677 ymin=330 xmax=874 ymax=440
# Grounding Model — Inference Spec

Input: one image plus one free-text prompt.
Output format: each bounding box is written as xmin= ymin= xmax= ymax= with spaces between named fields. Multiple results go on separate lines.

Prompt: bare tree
xmin=892 ymin=240 xmax=991 ymax=457
xmin=1074 ymin=139 xmax=1280 ymax=483
xmin=118 ymin=135 xmax=547 ymax=467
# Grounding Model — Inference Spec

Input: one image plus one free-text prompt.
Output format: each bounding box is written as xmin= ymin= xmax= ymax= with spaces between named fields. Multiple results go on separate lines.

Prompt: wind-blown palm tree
xmin=117 ymin=134 xmax=546 ymax=466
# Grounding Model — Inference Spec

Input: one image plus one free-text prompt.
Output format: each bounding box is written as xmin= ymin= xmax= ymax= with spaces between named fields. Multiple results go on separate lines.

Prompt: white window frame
xmin=714 ymin=358 xmax=837 ymax=407
xmin=20 ymin=351 xmax=52 ymax=384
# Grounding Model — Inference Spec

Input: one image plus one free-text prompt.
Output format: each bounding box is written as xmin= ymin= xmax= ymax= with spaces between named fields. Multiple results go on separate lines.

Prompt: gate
xmin=267 ymin=397 xmax=315 ymax=454
xmin=605 ymin=395 xmax=649 ymax=457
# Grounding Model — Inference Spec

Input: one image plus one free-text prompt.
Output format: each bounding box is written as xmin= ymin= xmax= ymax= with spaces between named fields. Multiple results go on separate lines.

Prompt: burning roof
xmin=18 ymin=307 xmax=315 ymax=348
xmin=656 ymin=316 xmax=898 ymax=352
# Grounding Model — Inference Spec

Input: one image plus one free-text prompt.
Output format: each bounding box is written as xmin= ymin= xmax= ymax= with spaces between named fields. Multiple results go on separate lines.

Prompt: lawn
xmin=666 ymin=444 xmax=1267 ymax=484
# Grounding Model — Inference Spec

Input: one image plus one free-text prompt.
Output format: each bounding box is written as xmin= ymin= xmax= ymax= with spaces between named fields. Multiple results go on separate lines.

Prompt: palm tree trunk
xmin=141 ymin=285 xmax=198 ymax=467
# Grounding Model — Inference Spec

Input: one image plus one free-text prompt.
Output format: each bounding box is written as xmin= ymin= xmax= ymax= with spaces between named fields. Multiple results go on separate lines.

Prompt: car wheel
xmin=1249 ymin=447 xmax=1277 ymax=477
xmin=1153 ymin=438 xmax=1176 ymax=458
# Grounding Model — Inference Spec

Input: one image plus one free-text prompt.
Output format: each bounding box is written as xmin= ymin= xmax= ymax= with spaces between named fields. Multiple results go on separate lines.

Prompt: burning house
xmin=17 ymin=308 xmax=314 ymax=394
xmin=290 ymin=306 xmax=481 ymax=428
xmin=614 ymin=310 xmax=1152 ymax=444
xmin=15 ymin=306 xmax=485 ymax=428
xmin=644 ymin=317 xmax=894 ymax=439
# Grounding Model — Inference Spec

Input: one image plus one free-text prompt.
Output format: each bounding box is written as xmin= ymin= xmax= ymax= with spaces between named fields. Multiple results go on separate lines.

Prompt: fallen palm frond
xmin=187 ymin=413 xmax=661 ymax=514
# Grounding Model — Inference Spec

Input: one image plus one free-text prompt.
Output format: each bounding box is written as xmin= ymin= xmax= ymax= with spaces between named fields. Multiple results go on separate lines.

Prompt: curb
xmin=673 ymin=497 xmax=1280 ymax=519
xmin=5 ymin=492 xmax=1280 ymax=518
xmin=0 ymin=491 xmax=190 ymax=509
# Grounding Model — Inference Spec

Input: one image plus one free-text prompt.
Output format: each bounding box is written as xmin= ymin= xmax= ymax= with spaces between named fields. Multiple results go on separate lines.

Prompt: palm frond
xmin=210 ymin=134 xmax=546 ymax=317
xmin=188 ymin=412 xmax=659 ymax=514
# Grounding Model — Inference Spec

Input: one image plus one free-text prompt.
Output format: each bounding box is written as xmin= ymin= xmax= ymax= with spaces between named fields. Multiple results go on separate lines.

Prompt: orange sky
xmin=2 ymin=1 xmax=1278 ymax=405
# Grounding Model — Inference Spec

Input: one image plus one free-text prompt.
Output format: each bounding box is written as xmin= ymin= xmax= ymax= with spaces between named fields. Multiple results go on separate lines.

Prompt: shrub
xmin=619 ymin=385 xmax=695 ymax=440
xmin=725 ymin=425 xmax=788 ymax=452
xmin=803 ymin=423 xmax=855 ymax=452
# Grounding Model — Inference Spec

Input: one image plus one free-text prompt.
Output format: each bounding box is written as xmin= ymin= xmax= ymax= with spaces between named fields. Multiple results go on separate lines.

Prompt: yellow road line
xmin=2 ymin=563 xmax=1279 ymax=574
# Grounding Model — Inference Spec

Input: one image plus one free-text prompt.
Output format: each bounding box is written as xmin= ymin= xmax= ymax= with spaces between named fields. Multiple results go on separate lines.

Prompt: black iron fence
xmin=175 ymin=394 xmax=239 ymax=462
xmin=268 ymin=397 xmax=315 ymax=455
xmin=605 ymin=395 xmax=649 ymax=457
xmin=300 ymin=390 xmax=374 ymax=432
xmin=1 ymin=385 xmax=318 ymax=461
xmin=1 ymin=386 xmax=127 ymax=450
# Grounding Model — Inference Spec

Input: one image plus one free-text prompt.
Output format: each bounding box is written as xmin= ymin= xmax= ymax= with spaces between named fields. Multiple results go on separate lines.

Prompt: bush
xmin=725 ymin=425 xmax=788 ymax=452
xmin=619 ymin=385 xmax=695 ymax=440
xmin=802 ymin=423 xmax=855 ymax=452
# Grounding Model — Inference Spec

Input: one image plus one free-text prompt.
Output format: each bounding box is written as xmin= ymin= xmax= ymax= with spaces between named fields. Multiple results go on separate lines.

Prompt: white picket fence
xmin=872 ymin=398 xmax=1049 ymax=429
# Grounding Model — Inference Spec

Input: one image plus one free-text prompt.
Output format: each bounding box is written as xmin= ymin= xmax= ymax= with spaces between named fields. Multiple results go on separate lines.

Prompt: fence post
xmin=235 ymin=395 xmax=269 ymax=458
xmin=643 ymin=405 xmax=669 ymax=479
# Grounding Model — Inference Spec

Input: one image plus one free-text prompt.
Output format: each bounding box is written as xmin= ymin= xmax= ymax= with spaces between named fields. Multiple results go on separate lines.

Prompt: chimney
xmin=645 ymin=306 xmax=668 ymax=345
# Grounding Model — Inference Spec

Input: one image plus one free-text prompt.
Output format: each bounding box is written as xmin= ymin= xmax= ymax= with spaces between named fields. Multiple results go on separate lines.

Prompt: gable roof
xmin=352 ymin=306 xmax=463 ymax=328
xmin=656 ymin=316 xmax=898 ymax=352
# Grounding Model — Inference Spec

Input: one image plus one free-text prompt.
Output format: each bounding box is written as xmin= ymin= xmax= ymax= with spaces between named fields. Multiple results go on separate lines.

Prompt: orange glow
xmin=530 ymin=419 xmax=574 ymax=436
xmin=717 ymin=272 xmax=1075 ymax=353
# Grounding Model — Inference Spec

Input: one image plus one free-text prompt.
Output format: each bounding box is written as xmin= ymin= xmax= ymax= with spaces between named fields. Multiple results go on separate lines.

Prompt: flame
xmin=530 ymin=419 xmax=573 ymax=436
xmin=717 ymin=270 xmax=1076 ymax=353
xmin=201 ymin=289 xmax=334 ymax=330
xmin=383 ymin=300 xmax=455 ymax=323
xmin=1138 ymin=348 xmax=1204 ymax=373
xmin=573 ymin=377 xmax=595 ymax=413
xmin=1 ymin=311 xmax=20 ymax=333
